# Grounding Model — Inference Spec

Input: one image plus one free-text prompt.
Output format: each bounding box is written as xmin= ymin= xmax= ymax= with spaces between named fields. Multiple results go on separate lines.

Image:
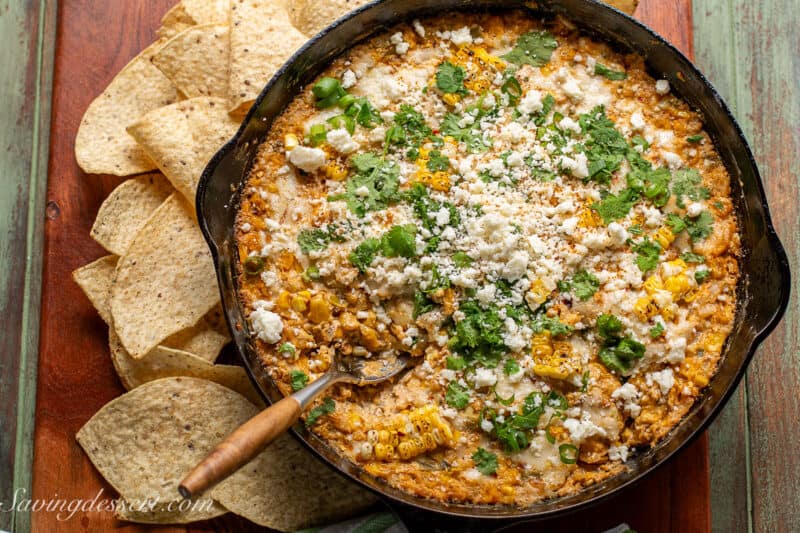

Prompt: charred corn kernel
xmin=397 ymin=437 xmax=427 ymax=460
xmin=308 ymin=294 xmax=331 ymax=323
xmin=290 ymin=291 xmax=311 ymax=312
xmin=531 ymin=331 xmax=554 ymax=359
xmin=416 ymin=169 xmax=451 ymax=191
xmin=442 ymin=93 xmax=461 ymax=106
xmin=680 ymin=359 xmax=710 ymax=387
xmin=552 ymin=341 xmax=573 ymax=359
xmin=643 ymin=275 xmax=665 ymax=295
xmin=662 ymin=258 xmax=688 ymax=277
xmin=631 ymin=213 xmax=645 ymax=227
xmin=634 ymin=296 xmax=659 ymax=320
xmin=340 ymin=312 xmax=359 ymax=331
xmin=660 ymin=303 xmax=678 ymax=322
xmin=533 ymin=341 xmax=579 ymax=380
xmin=683 ymin=288 xmax=699 ymax=303
xmin=421 ymin=432 xmax=437 ymax=450
xmin=664 ymin=274 xmax=692 ymax=298
xmin=533 ymin=364 xmax=570 ymax=380
xmin=378 ymin=430 xmax=400 ymax=447
xmin=374 ymin=443 xmax=395 ymax=460
xmin=276 ymin=290 xmax=292 ymax=310
xmin=323 ymin=161 xmax=348 ymax=181
xmin=472 ymin=46 xmax=505 ymax=70
xmin=528 ymin=279 xmax=550 ymax=306
xmin=654 ymin=226 xmax=676 ymax=249
xmin=703 ymin=332 xmax=727 ymax=355
xmin=578 ymin=206 xmax=602 ymax=228
xmin=367 ymin=429 xmax=379 ymax=444
xmin=357 ymin=442 xmax=373 ymax=459
xmin=284 ymin=133 xmax=299 ymax=150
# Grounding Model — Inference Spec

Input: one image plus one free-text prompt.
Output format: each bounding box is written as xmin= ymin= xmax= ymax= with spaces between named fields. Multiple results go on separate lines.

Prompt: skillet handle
xmin=178 ymin=395 xmax=301 ymax=498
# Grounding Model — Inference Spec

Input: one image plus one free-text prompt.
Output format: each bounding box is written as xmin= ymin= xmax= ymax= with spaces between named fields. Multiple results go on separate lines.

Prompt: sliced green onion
xmin=243 ymin=256 xmax=265 ymax=275
xmin=559 ymin=443 xmax=579 ymax=464
xmin=303 ymin=265 xmax=321 ymax=281
xmin=337 ymin=93 xmax=356 ymax=110
xmin=309 ymin=123 xmax=327 ymax=145
xmin=327 ymin=114 xmax=355 ymax=134
xmin=312 ymin=77 xmax=341 ymax=99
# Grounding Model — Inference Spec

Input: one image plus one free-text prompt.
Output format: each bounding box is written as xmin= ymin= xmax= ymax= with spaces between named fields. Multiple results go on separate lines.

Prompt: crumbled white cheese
xmin=558 ymin=153 xmax=589 ymax=178
xmin=563 ymin=415 xmax=607 ymax=443
xmin=480 ymin=418 xmax=494 ymax=433
xmin=647 ymin=368 xmax=675 ymax=396
xmin=608 ymin=444 xmax=630 ymax=462
xmin=559 ymin=116 xmax=582 ymax=134
xmin=612 ymin=383 xmax=641 ymax=418
xmin=662 ymin=150 xmax=683 ymax=169
xmin=630 ymin=111 xmax=646 ymax=131
xmin=655 ymin=79 xmax=671 ymax=95
xmin=326 ymin=128 xmax=359 ymax=154
xmin=686 ymin=202 xmax=704 ymax=217
xmin=449 ymin=26 xmax=473 ymax=46
xmin=412 ymin=19 xmax=426 ymax=38
xmin=518 ymin=90 xmax=544 ymax=115
xmin=607 ymin=222 xmax=629 ymax=245
xmin=341 ymin=69 xmax=357 ymax=89
xmin=287 ymin=146 xmax=326 ymax=173
xmin=474 ymin=367 xmax=498 ymax=388
xmin=249 ymin=307 xmax=283 ymax=344
xmin=389 ymin=32 xmax=409 ymax=55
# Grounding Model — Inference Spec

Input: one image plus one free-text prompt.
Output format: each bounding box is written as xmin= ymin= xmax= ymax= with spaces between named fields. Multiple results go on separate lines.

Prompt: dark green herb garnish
xmin=436 ymin=61 xmax=469 ymax=95
xmin=472 ymin=448 xmax=499 ymax=475
xmin=305 ymin=397 xmax=335 ymax=427
xmin=632 ymin=237 xmax=662 ymax=273
xmin=445 ymin=381 xmax=470 ymax=409
xmin=502 ymin=31 xmax=558 ymax=67
xmin=594 ymin=63 xmax=627 ymax=80
xmin=558 ymin=270 xmax=600 ymax=301
xmin=559 ymin=443 xmax=579 ymax=464
xmin=289 ymin=370 xmax=309 ymax=391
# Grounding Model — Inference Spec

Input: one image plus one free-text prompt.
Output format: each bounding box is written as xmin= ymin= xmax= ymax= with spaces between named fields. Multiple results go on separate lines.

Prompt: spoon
xmin=178 ymin=351 xmax=409 ymax=498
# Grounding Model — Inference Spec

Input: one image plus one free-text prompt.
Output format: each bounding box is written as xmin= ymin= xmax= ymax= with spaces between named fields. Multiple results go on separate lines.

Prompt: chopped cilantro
xmin=628 ymin=224 xmax=643 ymax=235
xmin=530 ymin=314 xmax=574 ymax=337
xmin=666 ymin=213 xmax=687 ymax=233
xmin=441 ymin=112 xmax=491 ymax=153
xmin=381 ymin=224 xmax=418 ymax=258
xmin=599 ymin=336 xmax=646 ymax=374
xmin=695 ymin=269 xmax=711 ymax=284
xmin=289 ymin=370 xmax=309 ymax=391
xmin=686 ymin=211 xmax=714 ymax=241
xmin=413 ymin=291 xmax=435 ymax=318
xmin=502 ymin=31 xmax=558 ymax=67
xmin=578 ymin=106 xmax=630 ymax=183
xmin=448 ymin=301 xmax=507 ymax=367
xmin=297 ymin=226 xmax=345 ymax=254
xmin=445 ymin=381 xmax=470 ymax=409
xmin=681 ymin=251 xmax=706 ymax=263
xmin=426 ymin=150 xmax=450 ymax=172
xmin=597 ymin=313 xmax=623 ymax=341
xmin=504 ymin=358 xmax=521 ymax=376
xmin=390 ymin=105 xmax=434 ymax=148
xmin=327 ymin=114 xmax=355 ymax=134
xmin=559 ymin=270 xmax=600 ymax=301
xmin=489 ymin=391 xmax=566 ymax=453
xmin=472 ymin=448 xmax=498 ymax=475
xmin=446 ymin=356 xmax=467 ymax=370
xmin=453 ymin=251 xmax=473 ymax=268
xmin=649 ymin=322 xmax=665 ymax=339
xmin=436 ymin=61 xmax=469 ymax=95
xmin=329 ymin=153 xmax=401 ymax=217
xmin=279 ymin=342 xmax=296 ymax=357
xmin=345 ymin=97 xmax=383 ymax=128
xmin=348 ymin=238 xmax=381 ymax=273
xmin=594 ymin=63 xmax=627 ymax=80
xmin=671 ymin=168 xmax=710 ymax=208
xmin=631 ymin=136 xmax=650 ymax=151
xmin=305 ymin=397 xmax=335 ymax=427
xmin=580 ymin=371 xmax=590 ymax=392
xmin=687 ymin=134 xmax=704 ymax=143
xmin=533 ymin=93 xmax=555 ymax=126
xmin=591 ymin=187 xmax=640 ymax=223
xmin=501 ymin=70 xmax=523 ymax=105
xmin=632 ymin=237 xmax=661 ymax=273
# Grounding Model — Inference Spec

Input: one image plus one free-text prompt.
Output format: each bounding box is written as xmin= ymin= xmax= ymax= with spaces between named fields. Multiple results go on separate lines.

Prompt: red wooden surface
xmin=30 ymin=1 xmax=707 ymax=531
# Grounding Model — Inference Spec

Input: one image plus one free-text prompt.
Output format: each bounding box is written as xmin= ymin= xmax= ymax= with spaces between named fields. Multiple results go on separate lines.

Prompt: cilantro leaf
xmin=502 ymin=31 xmax=558 ymax=67
xmin=426 ymin=150 xmax=450 ymax=172
xmin=289 ymin=370 xmax=309 ymax=391
xmin=453 ymin=251 xmax=473 ymax=268
xmin=686 ymin=211 xmax=714 ymax=242
xmin=597 ymin=313 xmax=623 ymax=341
xmin=671 ymin=168 xmax=710 ymax=208
xmin=559 ymin=270 xmax=600 ymax=301
xmin=681 ymin=251 xmax=705 ymax=263
xmin=348 ymin=238 xmax=381 ymax=273
xmin=472 ymin=448 xmax=498 ymax=475
xmin=666 ymin=213 xmax=687 ymax=233
xmin=530 ymin=314 xmax=574 ymax=337
xmin=381 ymin=224 xmax=418 ymax=258
xmin=448 ymin=301 xmax=507 ymax=367
xmin=649 ymin=322 xmax=665 ymax=339
xmin=632 ymin=237 xmax=661 ymax=273
xmin=413 ymin=291 xmax=436 ymax=318
xmin=687 ymin=134 xmax=704 ymax=143
xmin=446 ymin=356 xmax=466 ymax=370
xmin=599 ymin=337 xmax=645 ymax=374
xmin=695 ymin=269 xmax=711 ymax=284
xmin=330 ymin=153 xmax=401 ymax=217
xmin=441 ymin=112 xmax=491 ymax=153
xmin=595 ymin=63 xmax=627 ymax=80
xmin=297 ymin=228 xmax=332 ymax=253
xmin=445 ymin=381 xmax=470 ymax=409
xmin=578 ymin=106 xmax=630 ymax=183
xmin=388 ymin=105 xmax=433 ymax=148
xmin=344 ymin=97 xmax=383 ymax=128
xmin=305 ymin=397 xmax=335 ymax=427
xmin=436 ymin=61 xmax=469 ymax=95
xmin=592 ymin=187 xmax=640 ymax=223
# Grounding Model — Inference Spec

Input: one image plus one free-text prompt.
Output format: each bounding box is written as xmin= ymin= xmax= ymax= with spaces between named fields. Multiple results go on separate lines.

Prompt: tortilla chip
xmin=78 ymin=377 xmax=374 ymax=530
xmin=75 ymin=40 xmax=180 ymax=176
xmin=182 ymin=0 xmax=229 ymax=25
xmin=605 ymin=0 xmax=639 ymax=14
xmin=75 ymin=378 xmax=244 ymax=521
xmin=110 ymin=194 xmax=220 ymax=358
xmin=109 ymin=328 xmax=261 ymax=405
xmin=127 ymin=97 xmax=240 ymax=202
xmin=288 ymin=0 xmax=371 ymax=36
xmin=162 ymin=305 xmax=229 ymax=362
xmin=152 ymin=25 xmax=230 ymax=99
xmin=72 ymin=255 xmax=119 ymax=324
xmin=209 ymin=433 xmax=376 ymax=531
xmin=90 ymin=174 xmax=174 ymax=256
xmin=114 ymin=498 xmax=228 ymax=525
xmin=228 ymin=0 xmax=307 ymax=114
xmin=157 ymin=3 xmax=196 ymax=39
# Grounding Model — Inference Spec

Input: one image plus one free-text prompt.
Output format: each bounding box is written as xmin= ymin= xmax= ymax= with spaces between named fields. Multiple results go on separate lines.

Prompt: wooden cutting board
xmin=30 ymin=1 xmax=707 ymax=531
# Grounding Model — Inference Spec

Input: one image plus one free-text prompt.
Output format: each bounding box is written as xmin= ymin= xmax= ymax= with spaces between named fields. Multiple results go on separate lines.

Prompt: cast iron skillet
xmin=196 ymin=0 xmax=790 ymax=529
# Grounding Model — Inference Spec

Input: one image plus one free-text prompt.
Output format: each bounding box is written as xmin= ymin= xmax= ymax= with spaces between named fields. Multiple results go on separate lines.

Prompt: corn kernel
xmin=528 ymin=279 xmax=550 ymax=306
xmin=276 ymin=290 xmax=291 ymax=310
xmin=654 ymin=226 xmax=676 ymax=249
xmin=634 ymin=296 xmax=659 ymax=320
xmin=703 ymin=332 xmax=727 ymax=355
xmin=643 ymin=275 xmax=665 ymax=295
xmin=323 ymin=161 xmax=348 ymax=181
xmin=374 ymin=443 xmax=394 ymax=460
xmin=533 ymin=364 xmax=570 ymax=380
xmin=442 ymin=93 xmax=461 ymax=106
xmin=308 ymin=293 xmax=331 ymax=323
xmin=284 ymin=133 xmax=299 ymax=150
xmin=577 ymin=206 xmax=602 ymax=228
xmin=664 ymin=274 xmax=692 ymax=298
xmin=290 ymin=291 xmax=311 ymax=312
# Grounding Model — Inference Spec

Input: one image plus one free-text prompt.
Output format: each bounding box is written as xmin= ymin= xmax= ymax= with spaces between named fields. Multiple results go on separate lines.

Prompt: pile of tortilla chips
xmin=72 ymin=0 xmax=639 ymax=529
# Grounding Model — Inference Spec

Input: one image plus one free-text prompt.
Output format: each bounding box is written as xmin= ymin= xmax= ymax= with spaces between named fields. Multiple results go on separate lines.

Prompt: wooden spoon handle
xmin=178 ymin=395 xmax=301 ymax=498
